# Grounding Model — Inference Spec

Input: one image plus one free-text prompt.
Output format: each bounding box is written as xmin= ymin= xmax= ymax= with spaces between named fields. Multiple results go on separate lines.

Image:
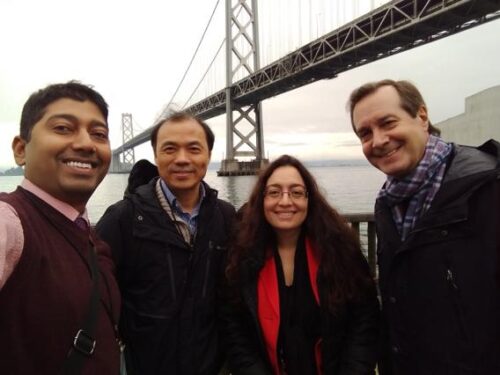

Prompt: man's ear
xmin=12 ymin=136 xmax=27 ymax=166
xmin=417 ymin=105 xmax=429 ymax=131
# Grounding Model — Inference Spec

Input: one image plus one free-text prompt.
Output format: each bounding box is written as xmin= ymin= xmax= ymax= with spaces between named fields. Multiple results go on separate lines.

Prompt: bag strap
xmin=60 ymin=241 xmax=101 ymax=374
xmin=18 ymin=192 xmax=104 ymax=374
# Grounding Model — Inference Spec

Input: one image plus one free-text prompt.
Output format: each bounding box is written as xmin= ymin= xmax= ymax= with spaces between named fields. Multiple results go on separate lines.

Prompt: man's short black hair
xmin=20 ymin=80 xmax=109 ymax=141
xmin=150 ymin=111 xmax=214 ymax=154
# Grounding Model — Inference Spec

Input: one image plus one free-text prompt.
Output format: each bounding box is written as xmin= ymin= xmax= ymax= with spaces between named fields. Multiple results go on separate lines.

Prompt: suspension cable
xmin=182 ymin=37 xmax=225 ymax=109
xmin=158 ymin=0 xmax=220 ymax=119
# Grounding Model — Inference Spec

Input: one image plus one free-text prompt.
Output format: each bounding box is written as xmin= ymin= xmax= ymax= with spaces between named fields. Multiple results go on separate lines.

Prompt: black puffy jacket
xmin=96 ymin=177 xmax=235 ymax=375
xmin=221 ymin=241 xmax=380 ymax=375
xmin=376 ymin=140 xmax=500 ymax=375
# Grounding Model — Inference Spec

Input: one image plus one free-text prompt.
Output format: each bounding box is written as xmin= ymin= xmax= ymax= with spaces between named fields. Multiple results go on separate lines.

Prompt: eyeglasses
xmin=264 ymin=187 xmax=308 ymax=201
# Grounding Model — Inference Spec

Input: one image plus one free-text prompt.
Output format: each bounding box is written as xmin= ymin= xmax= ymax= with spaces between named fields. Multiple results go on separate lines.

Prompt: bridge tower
xmin=112 ymin=113 xmax=135 ymax=173
xmin=121 ymin=113 xmax=135 ymax=165
xmin=218 ymin=0 xmax=268 ymax=176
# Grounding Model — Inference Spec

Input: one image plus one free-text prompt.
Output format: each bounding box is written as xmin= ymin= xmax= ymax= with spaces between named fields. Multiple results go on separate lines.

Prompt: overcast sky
xmin=1 ymin=0 xmax=500 ymax=170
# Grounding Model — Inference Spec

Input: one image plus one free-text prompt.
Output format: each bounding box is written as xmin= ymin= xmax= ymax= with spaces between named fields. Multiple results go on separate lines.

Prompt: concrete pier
xmin=217 ymin=158 xmax=269 ymax=176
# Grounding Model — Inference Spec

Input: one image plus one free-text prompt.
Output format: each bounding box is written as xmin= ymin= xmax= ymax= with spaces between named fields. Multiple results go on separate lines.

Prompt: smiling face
xmin=352 ymin=85 xmax=430 ymax=178
xmin=154 ymin=118 xmax=211 ymax=200
xmin=12 ymin=98 xmax=110 ymax=212
xmin=263 ymin=166 xmax=308 ymax=237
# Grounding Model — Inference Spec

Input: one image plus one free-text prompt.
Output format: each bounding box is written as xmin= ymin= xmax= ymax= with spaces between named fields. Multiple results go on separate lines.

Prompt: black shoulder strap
xmin=16 ymin=191 xmax=109 ymax=374
xmin=59 ymin=241 xmax=100 ymax=375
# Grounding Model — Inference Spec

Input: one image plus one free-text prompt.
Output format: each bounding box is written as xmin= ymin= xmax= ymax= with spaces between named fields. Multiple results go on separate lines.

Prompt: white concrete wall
xmin=437 ymin=85 xmax=500 ymax=146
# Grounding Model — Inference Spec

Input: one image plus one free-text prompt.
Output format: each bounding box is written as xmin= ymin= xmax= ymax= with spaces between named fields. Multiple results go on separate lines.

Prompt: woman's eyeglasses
xmin=264 ymin=187 xmax=308 ymax=201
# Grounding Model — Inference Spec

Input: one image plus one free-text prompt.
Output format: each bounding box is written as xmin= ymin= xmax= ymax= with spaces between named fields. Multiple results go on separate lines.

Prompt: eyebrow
xmin=46 ymin=114 xmax=107 ymax=128
xmin=266 ymin=183 xmax=306 ymax=189
xmin=356 ymin=114 xmax=396 ymax=133
xmin=378 ymin=115 xmax=396 ymax=123
xmin=159 ymin=140 xmax=204 ymax=147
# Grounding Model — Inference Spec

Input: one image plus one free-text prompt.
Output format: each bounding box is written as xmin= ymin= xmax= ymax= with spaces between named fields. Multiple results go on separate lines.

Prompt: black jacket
xmin=376 ymin=140 xmax=500 ymax=375
xmin=96 ymin=177 xmax=235 ymax=375
xmin=221 ymin=242 xmax=380 ymax=375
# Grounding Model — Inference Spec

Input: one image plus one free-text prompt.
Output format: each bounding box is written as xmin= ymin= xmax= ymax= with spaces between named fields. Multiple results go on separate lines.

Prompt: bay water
xmin=0 ymin=162 xmax=385 ymax=222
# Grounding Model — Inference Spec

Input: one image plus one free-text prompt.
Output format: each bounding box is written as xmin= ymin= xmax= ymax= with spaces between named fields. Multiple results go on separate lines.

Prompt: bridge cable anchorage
xmin=158 ymin=0 xmax=221 ymax=121
xmin=182 ymin=38 xmax=226 ymax=109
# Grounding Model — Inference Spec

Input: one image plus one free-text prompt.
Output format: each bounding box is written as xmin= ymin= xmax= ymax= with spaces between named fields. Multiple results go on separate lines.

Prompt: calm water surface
xmin=0 ymin=164 xmax=385 ymax=222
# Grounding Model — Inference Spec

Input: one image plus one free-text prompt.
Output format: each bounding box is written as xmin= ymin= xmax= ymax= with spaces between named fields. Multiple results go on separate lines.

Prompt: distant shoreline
xmin=0 ymin=166 xmax=23 ymax=176
xmin=208 ymin=158 xmax=370 ymax=170
xmin=1 ymin=159 xmax=370 ymax=175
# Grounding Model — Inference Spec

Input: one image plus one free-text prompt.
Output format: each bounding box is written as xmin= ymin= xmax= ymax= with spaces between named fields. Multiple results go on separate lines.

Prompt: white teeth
xmin=66 ymin=161 xmax=92 ymax=169
xmin=277 ymin=212 xmax=294 ymax=218
xmin=384 ymin=148 xmax=398 ymax=157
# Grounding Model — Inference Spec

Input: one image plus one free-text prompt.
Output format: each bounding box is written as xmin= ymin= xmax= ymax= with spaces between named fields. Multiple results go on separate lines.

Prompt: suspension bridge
xmin=110 ymin=0 xmax=500 ymax=175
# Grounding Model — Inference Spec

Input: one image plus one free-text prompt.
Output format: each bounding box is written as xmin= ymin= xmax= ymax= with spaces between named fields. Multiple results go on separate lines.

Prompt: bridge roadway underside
xmin=114 ymin=0 xmax=500 ymax=157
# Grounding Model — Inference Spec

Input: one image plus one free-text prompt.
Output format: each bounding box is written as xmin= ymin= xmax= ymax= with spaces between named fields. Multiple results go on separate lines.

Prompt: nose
xmin=72 ymin=128 xmax=96 ymax=153
xmin=174 ymin=148 xmax=190 ymax=164
xmin=372 ymin=128 xmax=388 ymax=148
xmin=278 ymin=192 xmax=293 ymax=205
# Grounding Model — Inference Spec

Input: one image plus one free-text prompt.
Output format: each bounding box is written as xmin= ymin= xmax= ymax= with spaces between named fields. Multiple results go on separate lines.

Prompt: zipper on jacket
xmin=202 ymin=241 xmax=213 ymax=298
xmin=446 ymin=269 xmax=458 ymax=289
xmin=445 ymin=268 xmax=470 ymax=342
xmin=279 ymin=347 xmax=288 ymax=375
xmin=166 ymin=252 xmax=177 ymax=301
xmin=181 ymin=244 xmax=195 ymax=296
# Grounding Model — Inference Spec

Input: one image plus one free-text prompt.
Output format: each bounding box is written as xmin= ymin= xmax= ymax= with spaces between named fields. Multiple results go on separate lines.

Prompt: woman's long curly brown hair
xmin=226 ymin=155 xmax=375 ymax=313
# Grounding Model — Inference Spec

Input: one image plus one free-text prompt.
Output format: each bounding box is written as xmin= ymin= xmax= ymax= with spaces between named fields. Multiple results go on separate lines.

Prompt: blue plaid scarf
xmin=378 ymin=135 xmax=452 ymax=241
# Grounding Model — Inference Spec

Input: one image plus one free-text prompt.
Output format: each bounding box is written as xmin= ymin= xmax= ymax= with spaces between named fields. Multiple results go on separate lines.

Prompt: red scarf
xmin=257 ymin=238 xmax=322 ymax=374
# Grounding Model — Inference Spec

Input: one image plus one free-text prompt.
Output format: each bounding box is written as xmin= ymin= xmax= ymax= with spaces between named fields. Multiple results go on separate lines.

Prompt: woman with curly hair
xmin=222 ymin=155 xmax=380 ymax=375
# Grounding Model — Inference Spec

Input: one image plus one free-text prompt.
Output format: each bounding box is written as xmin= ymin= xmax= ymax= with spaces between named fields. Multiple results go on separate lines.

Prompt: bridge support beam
xmin=218 ymin=0 xmax=268 ymax=176
xmin=109 ymin=113 xmax=135 ymax=173
xmin=120 ymin=113 xmax=135 ymax=167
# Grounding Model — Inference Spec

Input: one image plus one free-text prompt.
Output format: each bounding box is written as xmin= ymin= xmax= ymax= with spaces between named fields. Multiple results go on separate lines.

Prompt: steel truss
xmin=115 ymin=0 xmax=500 ymax=155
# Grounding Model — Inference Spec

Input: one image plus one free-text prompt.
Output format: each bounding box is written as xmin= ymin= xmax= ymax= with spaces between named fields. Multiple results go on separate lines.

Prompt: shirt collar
xmin=21 ymin=178 xmax=89 ymax=225
xmin=160 ymin=179 xmax=205 ymax=215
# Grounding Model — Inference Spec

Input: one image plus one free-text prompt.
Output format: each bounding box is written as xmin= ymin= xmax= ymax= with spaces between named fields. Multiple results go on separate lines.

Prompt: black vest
xmin=0 ymin=187 xmax=121 ymax=374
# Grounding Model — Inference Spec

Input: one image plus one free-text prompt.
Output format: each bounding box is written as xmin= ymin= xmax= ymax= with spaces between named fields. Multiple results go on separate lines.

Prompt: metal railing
xmin=345 ymin=212 xmax=377 ymax=277
xmin=93 ymin=212 xmax=377 ymax=276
